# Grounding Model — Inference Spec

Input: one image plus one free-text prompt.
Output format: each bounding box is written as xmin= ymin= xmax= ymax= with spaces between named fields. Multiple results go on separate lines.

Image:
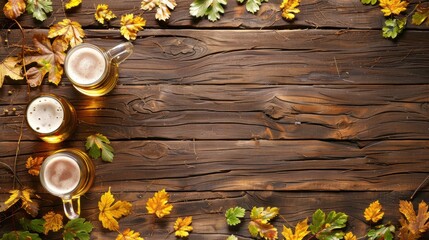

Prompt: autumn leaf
xmin=120 ymin=14 xmax=146 ymax=41
xmin=146 ymin=189 xmax=173 ymax=218
xmin=227 ymin=235 xmax=238 ymax=240
xmin=0 ymin=188 xmax=39 ymax=217
xmin=398 ymin=200 xmax=429 ymax=240
xmin=85 ymin=133 xmax=115 ymax=162
xmin=48 ymin=19 xmax=85 ymax=48
xmin=280 ymin=0 xmax=300 ymax=20
xmin=26 ymin=0 xmax=53 ymax=21
xmin=43 ymin=211 xmax=63 ymax=235
xmin=248 ymin=207 xmax=279 ymax=240
xmin=63 ymin=218 xmax=93 ymax=240
xmin=189 ymin=0 xmax=227 ymax=22
xmin=309 ymin=209 xmax=347 ymax=240
xmin=141 ymin=0 xmax=177 ymax=21
xmin=0 ymin=57 xmax=23 ymax=88
xmin=364 ymin=200 xmax=384 ymax=223
xmin=382 ymin=17 xmax=406 ymax=39
xmin=3 ymin=0 xmax=26 ymax=19
xmin=282 ymin=218 xmax=310 ymax=240
xmin=379 ymin=0 xmax=408 ymax=16
xmin=367 ymin=224 xmax=395 ymax=240
xmin=95 ymin=4 xmax=117 ymax=24
xmin=412 ymin=5 xmax=429 ymax=26
xmin=361 ymin=0 xmax=377 ymax=5
xmin=116 ymin=228 xmax=145 ymax=240
xmin=174 ymin=216 xmax=193 ymax=238
xmin=1 ymin=231 xmax=42 ymax=240
xmin=226 ymin=206 xmax=245 ymax=226
xmin=0 ymin=189 xmax=21 ymax=213
xmin=25 ymin=156 xmax=45 ymax=176
xmin=344 ymin=232 xmax=357 ymax=240
xmin=20 ymin=218 xmax=45 ymax=234
xmin=98 ymin=187 xmax=132 ymax=231
xmin=65 ymin=0 xmax=82 ymax=9
xmin=237 ymin=0 xmax=268 ymax=14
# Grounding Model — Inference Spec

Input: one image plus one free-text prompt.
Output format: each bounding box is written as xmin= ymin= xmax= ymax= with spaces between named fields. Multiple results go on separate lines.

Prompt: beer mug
xmin=64 ymin=42 xmax=134 ymax=97
xmin=39 ymin=148 xmax=95 ymax=219
xmin=26 ymin=94 xmax=77 ymax=144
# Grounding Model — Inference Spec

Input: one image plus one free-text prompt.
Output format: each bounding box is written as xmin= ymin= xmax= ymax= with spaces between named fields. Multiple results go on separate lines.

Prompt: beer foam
xmin=26 ymin=96 xmax=64 ymax=134
xmin=66 ymin=46 xmax=107 ymax=85
xmin=43 ymin=156 xmax=80 ymax=195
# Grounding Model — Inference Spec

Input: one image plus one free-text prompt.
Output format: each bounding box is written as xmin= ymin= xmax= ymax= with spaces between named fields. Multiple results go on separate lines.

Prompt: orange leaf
xmin=174 ymin=216 xmax=193 ymax=237
xmin=116 ymin=228 xmax=144 ymax=240
xmin=282 ymin=218 xmax=310 ymax=240
xmin=3 ymin=0 xmax=26 ymax=20
xmin=48 ymin=19 xmax=85 ymax=48
xmin=379 ymin=0 xmax=409 ymax=16
xmin=43 ymin=211 xmax=63 ymax=234
xmin=146 ymin=189 xmax=173 ymax=218
xmin=398 ymin=200 xmax=429 ymax=239
xmin=98 ymin=187 xmax=132 ymax=231
xmin=364 ymin=200 xmax=384 ymax=223
xmin=120 ymin=14 xmax=146 ymax=41
xmin=26 ymin=156 xmax=45 ymax=176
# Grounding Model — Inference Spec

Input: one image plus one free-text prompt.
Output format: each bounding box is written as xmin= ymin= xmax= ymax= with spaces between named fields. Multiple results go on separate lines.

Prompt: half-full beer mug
xmin=64 ymin=42 xmax=133 ymax=97
xmin=39 ymin=148 xmax=95 ymax=219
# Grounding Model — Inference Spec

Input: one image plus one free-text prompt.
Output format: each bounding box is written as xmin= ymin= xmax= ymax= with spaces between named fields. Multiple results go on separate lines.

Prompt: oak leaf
xmin=98 ymin=187 xmax=132 ymax=231
xmin=141 ymin=0 xmax=177 ymax=21
xmin=26 ymin=156 xmax=45 ymax=176
xmin=282 ymin=218 xmax=310 ymax=240
xmin=43 ymin=211 xmax=63 ymax=235
xmin=63 ymin=218 xmax=93 ymax=240
xmin=398 ymin=200 xmax=429 ymax=240
xmin=0 ymin=188 xmax=39 ymax=217
xmin=116 ymin=228 xmax=144 ymax=240
xmin=190 ymin=0 xmax=227 ymax=22
xmin=26 ymin=0 xmax=53 ymax=21
xmin=95 ymin=4 xmax=117 ymax=24
xmin=225 ymin=206 xmax=245 ymax=226
xmin=344 ymin=232 xmax=357 ymax=240
xmin=248 ymin=207 xmax=279 ymax=240
xmin=3 ymin=0 xmax=26 ymax=19
xmin=364 ymin=200 xmax=384 ymax=223
xmin=412 ymin=5 xmax=429 ymax=26
xmin=379 ymin=0 xmax=408 ymax=16
xmin=146 ymin=189 xmax=173 ymax=218
xmin=237 ymin=0 xmax=268 ymax=14
xmin=280 ymin=0 xmax=300 ymax=20
xmin=48 ymin=19 xmax=85 ymax=48
xmin=120 ymin=14 xmax=146 ymax=41
xmin=0 ymin=57 xmax=23 ymax=88
xmin=174 ymin=216 xmax=193 ymax=238
xmin=65 ymin=0 xmax=82 ymax=9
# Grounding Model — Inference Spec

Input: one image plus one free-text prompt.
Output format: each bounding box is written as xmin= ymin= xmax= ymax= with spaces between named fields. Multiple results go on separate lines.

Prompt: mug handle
xmin=62 ymin=197 xmax=81 ymax=219
xmin=107 ymin=42 xmax=134 ymax=65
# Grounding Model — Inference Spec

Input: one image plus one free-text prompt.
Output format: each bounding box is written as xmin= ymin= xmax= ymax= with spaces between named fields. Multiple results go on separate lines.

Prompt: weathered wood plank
xmin=1 ymin=84 xmax=428 ymax=141
xmin=0 ymin=140 xmax=428 ymax=192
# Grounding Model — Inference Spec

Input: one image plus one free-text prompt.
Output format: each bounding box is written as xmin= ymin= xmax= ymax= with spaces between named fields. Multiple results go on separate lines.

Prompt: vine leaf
xmin=0 ymin=57 xmax=23 ymax=88
xmin=85 ymin=133 xmax=115 ymax=162
xmin=237 ymin=0 xmax=268 ymax=14
xmin=146 ymin=189 xmax=173 ymax=218
xmin=412 ymin=5 xmax=429 ymax=26
xmin=3 ymin=0 xmax=26 ymax=19
xmin=98 ymin=187 xmax=132 ymax=231
xmin=0 ymin=188 xmax=39 ymax=217
xmin=141 ymin=0 xmax=177 ymax=21
xmin=65 ymin=0 xmax=82 ymax=9
xmin=189 ymin=0 xmax=227 ymax=22
xmin=25 ymin=156 xmax=45 ymax=176
xmin=282 ymin=218 xmax=310 ymax=240
xmin=379 ymin=0 xmax=408 ymax=16
xmin=174 ymin=216 xmax=193 ymax=238
xmin=1 ymin=231 xmax=42 ymax=240
xmin=43 ymin=211 xmax=64 ymax=235
xmin=361 ymin=0 xmax=377 ymax=5
xmin=382 ymin=18 xmax=406 ymax=39
xmin=116 ymin=228 xmax=145 ymax=240
xmin=26 ymin=0 xmax=53 ymax=21
xmin=48 ymin=19 xmax=85 ymax=48
xmin=225 ymin=206 xmax=245 ymax=226
xmin=398 ymin=200 xmax=429 ymax=240
xmin=367 ymin=224 xmax=395 ymax=240
xmin=120 ymin=14 xmax=146 ymax=41
xmin=280 ymin=0 xmax=300 ymax=20
xmin=248 ymin=207 xmax=279 ymax=240
xmin=309 ymin=209 xmax=348 ymax=240
xmin=63 ymin=218 xmax=93 ymax=240
xmin=364 ymin=200 xmax=384 ymax=223
xmin=95 ymin=4 xmax=117 ymax=24
xmin=19 ymin=218 xmax=45 ymax=234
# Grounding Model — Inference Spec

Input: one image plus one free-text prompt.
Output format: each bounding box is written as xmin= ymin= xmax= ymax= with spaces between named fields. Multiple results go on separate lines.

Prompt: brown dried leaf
xmin=0 ymin=57 xmax=23 ymax=88
xmin=398 ymin=200 xmax=429 ymax=240
xmin=25 ymin=156 xmax=45 ymax=176
xmin=3 ymin=0 xmax=26 ymax=19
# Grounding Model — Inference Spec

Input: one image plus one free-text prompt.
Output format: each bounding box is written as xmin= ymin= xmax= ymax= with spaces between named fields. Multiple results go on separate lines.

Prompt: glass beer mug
xmin=39 ymin=148 xmax=95 ymax=219
xmin=26 ymin=94 xmax=77 ymax=144
xmin=64 ymin=42 xmax=133 ymax=97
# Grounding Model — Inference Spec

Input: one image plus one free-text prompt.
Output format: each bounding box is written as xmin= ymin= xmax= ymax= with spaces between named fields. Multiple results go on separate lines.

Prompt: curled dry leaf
xmin=120 ymin=14 xmax=146 ymax=40
xmin=95 ymin=4 xmax=117 ymax=24
xmin=146 ymin=189 xmax=173 ymax=218
xmin=43 ymin=211 xmax=63 ymax=235
xmin=141 ymin=0 xmax=177 ymax=21
xmin=65 ymin=0 xmax=82 ymax=9
xmin=364 ymin=200 xmax=385 ymax=223
xmin=98 ymin=187 xmax=132 ymax=231
xmin=116 ymin=228 xmax=145 ymax=240
xmin=48 ymin=19 xmax=85 ymax=48
xmin=174 ymin=216 xmax=193 ymax=238
xmin=26 ymin=156 xmax=45 ymax=176
xmin=3 ymin=0 xmax=26 ymax=19
xmin=0 ymin=57 xmax=23 ymax=88
xmin=280 ymin=0 xmax=300 ymax=20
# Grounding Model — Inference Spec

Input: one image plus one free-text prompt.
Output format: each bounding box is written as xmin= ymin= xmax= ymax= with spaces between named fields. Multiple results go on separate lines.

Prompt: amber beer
xmin=39 ymin=148 xmax=95 ymax=219
xmin=64 ymin=42 xmax=133 ymax=97
xmin=26 ymin=94 xmax=77 ymax=143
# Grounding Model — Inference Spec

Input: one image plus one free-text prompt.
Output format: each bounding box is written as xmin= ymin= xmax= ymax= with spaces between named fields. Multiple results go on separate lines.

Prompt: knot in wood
xmin=141 ymin=142 xmax=168 ymax=160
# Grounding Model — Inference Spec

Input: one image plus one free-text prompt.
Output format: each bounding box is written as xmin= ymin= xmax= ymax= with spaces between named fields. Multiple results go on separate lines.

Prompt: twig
xmin=13 ymin=116 xmax=25 ymax=189
xmin=334 ymin=56 xmax=340 ymax=78
xmin=12 ymin=19 xmax=28 ymax=83
xmin=410 ymin=175 xmax=429 ymax=200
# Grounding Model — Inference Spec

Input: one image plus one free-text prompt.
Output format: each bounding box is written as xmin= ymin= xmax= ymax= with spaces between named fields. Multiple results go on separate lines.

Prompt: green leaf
xmin=85 ymin=133 xmax=114 ymax=162
xmin=360 ymin=0 xmax=377 ymax=5
xmin=237 ymin=0 xmax=268 ymax=14
xmin=189 ymin=0 xmax=227 ymax=22
xmin=310 ymin=209 xmax=325 ymax=234
xmin=19 ymin=218 xmax=46 ymax=234
xmin=226 ymin=235 xmax=238 ymax=240
xmin=63 ymin=218 xmax=93 ymax=240
xmin=26 ymin=0 xmax=53 ymax=21
xmin=367 ymin=224 xmax=395 ymax=240
xmin=309 ymin=209 xmax=348 ymax=240
xmin=382 ymin=18 xmax=407 ymax=39
xmin=225 ymin=207 xmax=246 ymax=226
xmin=412 ymin=6 xmax=429 ymax=26
xmin=1 ymin=231 xmax=42 ymax=240
xmin=250 ymin=206 xmax=279 ymax=222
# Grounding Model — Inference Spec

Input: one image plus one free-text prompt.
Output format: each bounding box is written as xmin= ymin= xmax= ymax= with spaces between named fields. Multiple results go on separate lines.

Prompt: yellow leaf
xmin=26 ymin=156 xmax=45 ymax=176
xmin=116 ymin=228 xmax=145 ymax=240
xmin=48 ymin=19 xmax=85 ymax=48
xmin=280 ymin=0 xmax=300 ymax=20
xmin=0 ymin=57 xmax=23 ymax=88
xmin=95 ymin=4 xmax=117 ymax=24
xmin=379 ymin=0 xmax=409 ymax=16
xmin=98 ymin=187 xmax=132 ymax=231
xmin=141 ymin=0 xmax=177 ymax=21
xmin=65 ymin=0 xmax=81 ymax=9
xmin=174 ymin=216 xmax=193 ymax=238
xmin=282 ymin=218 xmax=310 ymax=240
xmin=20 ymin=187 xmax=39 ymax=217
xmin=43 ymin=211 xmax=63 ymax=234
xmin=344 ymin=232 xmax=357 ymax=240
xmin=146 ymin=189 xmax=173 ymax=218
xmin=364 ymin=200 xmax=384 ymax=223
xmin=0 ymin=189 xmax=21 ymax=212
xmin=399 ymin=200 xmax=429 ymax=239
xmin=3 ymin=0 xmax=26 ymax=20
xmin=120 ymin=14 xmax=146 ymax=41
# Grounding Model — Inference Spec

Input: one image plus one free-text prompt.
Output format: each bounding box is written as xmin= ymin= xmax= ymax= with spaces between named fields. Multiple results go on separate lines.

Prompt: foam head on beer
xmin=66 ymin=46 xmax=107 ymax=85
xmin=42 ymin=155 xmax=81 ymax=195
xmin=27 ymin=96 xmax=64 ymax=134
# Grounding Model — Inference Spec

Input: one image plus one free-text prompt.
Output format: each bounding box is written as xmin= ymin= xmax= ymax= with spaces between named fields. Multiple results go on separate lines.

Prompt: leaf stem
xmin=410 ymin=175 xmax=429 ymax=200
xmin=12 ymin=116 xmax=25 ymax=189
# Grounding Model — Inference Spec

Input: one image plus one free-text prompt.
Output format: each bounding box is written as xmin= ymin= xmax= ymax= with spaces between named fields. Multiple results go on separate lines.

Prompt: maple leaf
xmin=367 ymin=224 xmax=395 ymax=240
xmin=309 ymin=209 xmax=347 ymax=240
xmin=24 ymin=34 xmax=67 ymax=86
xmin=248 ymin=207 xmax=279 ymax=240
xmin=364 ymin=200 xmax=384 ymax=223
xmin=226 ymin=206 xmax=245 ymax=226
xmin=412 ymin=5 xmax=429 ymax=26
xmin=3 ymin=0 xmax=26 ymax=19
xmin=227 ymin=235 xmax=238 ymax=240
xmin=116 ymin=228 xmax=145 ymax=240
xmin=120 ymin=14 xmax=146 ymax=41
xmin=382 ymin=17 xmax=406 ymax=39
xmin=379 ymin=0 xmax=408 ymax=16
xmin=280 ymin=0 xmax=300 ymax=20
xmin=43 ymin=211 xmax=63 ymax=235
xmin=0 ymin=188 xmax=39 ymax=217
xmin=146 ymin=189 xmax=173 ymax=218
xmin=98 ymin=187 xmax=132 ymax=231
xmin=95 ymin=4 xmax=117 ymax=24
xmin=141 ymin=0 xmax=177 ymax=21
xmin=63 ymin=218 xmax=93 ymax=240
xmin=48 ymin=19 xmax=85 ymax=48
xmin=26 ymin=0 xmax=53 ymax=21
xmin=282 ymin=218 xmax=310 ymax=240
xmin=398 ymin=200 xmax=429 ymax=239
xmin=190 ymin=0 xmax=227 ymax=22
xmin=20 ymin=218 xmax=45 ymax=234
xmin=65 ymin=0 xmax=82 ymax=9
xmin=174 ymin=216 xmax=193 ymax=237
xmin=237 ymin=0 xmax=268 ymax=14
xmin=25 ymin=156 xmax=45 ymax=176
xmin=1 ymin=231 xmax=42 ymax=240
xmin=0 ymin=57 xmax=23 ymax=88
xmin=85 ymin=133 xmax=115 ymax=162
xmin=361 ymin=0 xmax=378 ymax=5
xmin=344 ymin=232 xmax=357 ymax=240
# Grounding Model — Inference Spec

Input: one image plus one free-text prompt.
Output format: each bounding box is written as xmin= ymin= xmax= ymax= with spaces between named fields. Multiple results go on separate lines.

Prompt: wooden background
xmin=1 ymin=0 xmax=428 ymax=239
